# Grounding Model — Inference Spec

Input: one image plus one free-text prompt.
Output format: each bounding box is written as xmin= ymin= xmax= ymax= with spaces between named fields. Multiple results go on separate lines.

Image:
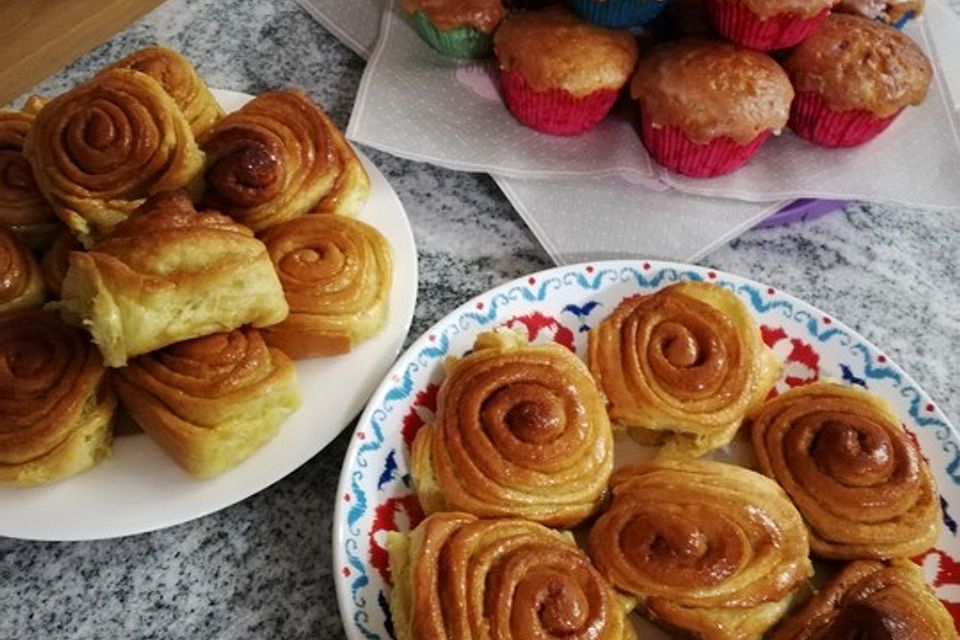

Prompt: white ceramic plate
xmin=333 ymin=260 xmax=960 ymax=640
xmin=0 ymin=90 xmax=418 ymax=541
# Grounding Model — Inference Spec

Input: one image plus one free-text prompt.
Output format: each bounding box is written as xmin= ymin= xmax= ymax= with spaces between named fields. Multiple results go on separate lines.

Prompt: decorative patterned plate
xmin=333 ymin=260 xmax=960 ymax=639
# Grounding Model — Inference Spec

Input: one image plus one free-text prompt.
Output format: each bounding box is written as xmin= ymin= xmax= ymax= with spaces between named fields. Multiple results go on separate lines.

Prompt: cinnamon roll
xmin=750 ymin=382 xmax=940 ymax=559
xmin=23 ymin=68 xmax=205 ymax=242
xmin=259 ymin=215 xmax=392 ymax=358
xmin=412 ymin=329 xmax=613 ymax=527
xmin=588 ymin=281 xmax=781 ymax=458
xmin=41 ymin=230 xmax=82 ymax=299
xmin=388 ymin=512 xmax=637 ymax=640
xmin=0 ymin=107 xmax=60 ymax=249
xmin=0 ymin=227 xmax=45 ymax=315
xmin=199 ymin=91 xmax=370 ymax=231
xmin=769 ymin=559 xmax=958 ymax=640
xmin=0 ymin=310 xmax=116 ymax=485
xmin=107 ymin=45 xmax=224 ymax=137
xmin=588 ymin=460 xmax=813 ymax=640
xmin=53 ymin=191 xmax=288 ymax=367
xmin=113 ymin=327 xmax=301 ymax=478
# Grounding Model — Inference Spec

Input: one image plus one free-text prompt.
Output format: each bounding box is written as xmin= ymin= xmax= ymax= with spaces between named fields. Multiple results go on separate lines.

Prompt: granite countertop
xmin=1 ymin=1 xmax=958 ymax=638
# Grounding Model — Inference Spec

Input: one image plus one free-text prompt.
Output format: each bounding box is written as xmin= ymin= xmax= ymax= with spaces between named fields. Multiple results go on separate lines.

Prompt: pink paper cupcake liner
xmin=499 ymin=69 xmax=620 ymax=136
xmin=704 ymin=0 xmax=831 ymax=50
xmin=639 ymin=106 xmax=770 ymax=177
xmin=790 ymin=92 xmax=901 ymax=147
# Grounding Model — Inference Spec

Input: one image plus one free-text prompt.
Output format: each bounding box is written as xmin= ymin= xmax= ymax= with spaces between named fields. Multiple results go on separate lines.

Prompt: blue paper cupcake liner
xmin=892 ymin=10 xmax=917 ymax=29
xmin=569 ymin=0 xmax=671 ymax=28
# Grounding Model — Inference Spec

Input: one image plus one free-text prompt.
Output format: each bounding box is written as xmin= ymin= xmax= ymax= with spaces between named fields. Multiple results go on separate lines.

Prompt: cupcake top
xmin=835 ymin=0 xmax=924 ymax=24
xmin=630 ymin=40 xmax=794 ymax=144
xmin=494 ymin=7 xmax=639 ymax=97
xmin=732 ymin=0 xmax=838 ymax=19
xmin=404 ymin=0 xmax=505 ymax=33
xmin=783 ymin=14 xmax=932 ymax=117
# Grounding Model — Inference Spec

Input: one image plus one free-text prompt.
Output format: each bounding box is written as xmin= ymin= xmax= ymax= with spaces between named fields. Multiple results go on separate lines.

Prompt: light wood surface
xmin=0 ymin=0 xmax=165 ymax=106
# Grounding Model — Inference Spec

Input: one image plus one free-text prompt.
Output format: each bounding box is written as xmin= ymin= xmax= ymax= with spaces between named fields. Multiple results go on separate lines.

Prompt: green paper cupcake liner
xmin=412 ymin=12 xmax=495 ymax=59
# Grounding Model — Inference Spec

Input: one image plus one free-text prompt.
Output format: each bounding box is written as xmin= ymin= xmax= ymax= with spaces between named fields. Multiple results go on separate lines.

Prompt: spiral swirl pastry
xmin=588 ymin=460 xmax=813 ymax=640
xmin=113 ymin=327 xmax=301 ymax=477
xmin=588 ymin=281 xmax=782 ymax=458
xmin=412 ymin=329 xmax=613 ymax=527
xmin=769 ymin=560 xmax=958 ymax=640
xmin=106 ymin=46 xmax=223 ymax=137
xmin=41 ymin=230 xmax=82 ymax=299
xmin=22 ymin=68 xmax=205 ymax=242
xmin=199 ymin=91 xmax=370 ymax=231
xmin=750 ymin=382 xmax=940 ymax=560
xmin=0 ymin=309 xmax=115 ymax=485
xmin=0 ymin=227 xmax=45 ymax=315
xmin=259 ymin=215 xmax=392 ymax=358
xmin=0 ymin=108 xmax=60 ymax=249
xmin=388 ymin=512 xmax=636 ymax=640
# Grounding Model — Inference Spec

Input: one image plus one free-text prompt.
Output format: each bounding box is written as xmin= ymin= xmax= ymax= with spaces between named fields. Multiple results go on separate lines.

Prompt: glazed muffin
xmin=404 ymin=0 xmax=505 ymax=58
xmin=494 ymin=7 xmax=639 ymax=135
xmin=783 ymin=14 xmax=932 ymax=148
xmin=836 ymin=0 xmax=924 ymax=27
xmin=702 ymin=0 xmax=839 ymax=50
xmin=570 ymin=0 xmax=672 ymax=28
xmin=631 ymin=39 xmax=793 ymax=177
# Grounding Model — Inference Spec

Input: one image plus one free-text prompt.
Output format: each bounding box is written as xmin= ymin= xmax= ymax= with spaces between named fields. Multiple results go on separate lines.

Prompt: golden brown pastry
xmin=199 ymin=91 xmax=370 ymax=231
xmin=836 ymin=0 xmax=924 ymax=25
xmin=768 ymin=559 xmax=958 ymax=640
xmin=113 ymin=327 xmax=301 ymax=478
xmin=588 ymin=460 xmax=813 ymax=640
xmin=750 ymin=382 xmax=940 ymax=560
xmin=0 ymin=227 xmax=45 ymax=315
xmin=0 ymin=310 xmax=116 ymax=485
xmin=0 ymin=106 xmax=60 ymax=249
xmin=23 ymin=68 xmax=205 ymax=243
xmin=41 ymin=229 xmax=82 ymax=299
xmin=259 ymin=215 xmax=392 ymax=358
xmin=54 ymin=191 xmax=288 ymax=367
xmin=588 ymin=281 xmax=781 ymax=458
xmin=412 ymin=329 xmax=613 ymax=527
xmin=403 ymin=0 xmax=505 ymax=32
xmin=106 ymin=45 xmax=224 ymax=137
xmin=388 ymin=512 xmax=637 ymax=640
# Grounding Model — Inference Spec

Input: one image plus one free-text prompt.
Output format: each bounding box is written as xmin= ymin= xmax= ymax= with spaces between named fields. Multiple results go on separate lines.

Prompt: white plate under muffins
xmin=332 ymin=259 xmax=960 ymax=639
xmin=0 ymin=90 xmax=418 ymax=541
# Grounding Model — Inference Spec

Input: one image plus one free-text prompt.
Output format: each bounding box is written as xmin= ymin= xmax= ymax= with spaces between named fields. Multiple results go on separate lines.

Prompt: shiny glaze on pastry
xmin=259 ymin=214 xmax=392 ymax=358
xmin=750 ymin=382 xmax=940 ymax=559
xmin=588 ymin=460 xmax=812 ymax=640
xmin=41 ymin=230 xmax=82 ymax=299
xmin=588 ymin=281 xmax=781 ymax=458
xmin=631 ymin=40 xmax=794 ymax=144
xmin=403 ymin=0 xmax=505 ymax=32
xmin=0 ymin=227 xmax=45 ymax=315
xmin=412 ymin=329 xmax=613 ymax=527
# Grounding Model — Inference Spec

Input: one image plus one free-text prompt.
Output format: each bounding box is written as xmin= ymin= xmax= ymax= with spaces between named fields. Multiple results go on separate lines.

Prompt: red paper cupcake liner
xmin=499 ymin=69 xmax=620 ymax=136
xmin=703 ymin=0 xmax=830 ymax=50
xmin=790 ymin=92 xmax=901 ymax=147
xmin=639 ymin=106 xmax=770 ymax=177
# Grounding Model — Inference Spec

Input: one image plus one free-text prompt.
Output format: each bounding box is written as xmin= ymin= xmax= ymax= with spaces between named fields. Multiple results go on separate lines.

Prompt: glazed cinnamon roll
xmin=23 ymin=68 xmax=205 ymax=242
xmin=0 ymin=107 xmax=60 ymax=249
xmin=750 ymin=382 xmax=940 ymax=559
xmin=0 ymin=227 xmax=45 ymax=314
xmin=54 ymin=191 xmax=288 ymax=367
xmin=107 ymin=45 xmax=223 ymax=137
xmin=769 ymin=560 xmax=958 ymax=640
xmin=588 ymin=460 xmax=813 ymax=640
xmin=41 ymin=230 xmax=82 ymax=299
xmin=259 ymin=215 xmax=392 ymax=358
xmin=113 ymin=327 xmax=301 ymax=478
xmin=0 ymin=310 xmax=116 ymax=485
xmin=388 ymin=512 xmax=637 ymax=640
xmin=199 ymin=91 xmax=370 ymax=231
xmin=588 ymin=281 xmax=781 ymax=458
xmin=412 ymin=329 xmax=613 ymax=527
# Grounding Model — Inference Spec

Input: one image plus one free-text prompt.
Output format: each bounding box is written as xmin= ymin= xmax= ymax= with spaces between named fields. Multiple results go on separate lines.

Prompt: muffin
xmin=783 ymin=14 xmax=933 ymax=148
xmin=702 ymin=0 xmax=838 ymax=50
xmin=404 ymin=0 xmax=505 ymax=58
xmin=570 ymin=0 xmax=672 ymax=28
xmin=836 ymin=0 xmax=924 ymax=27
xmin=631 ymin=40 xmax=793 ymax=177
xmin=494 ymin=7 xmax=639 ymax=135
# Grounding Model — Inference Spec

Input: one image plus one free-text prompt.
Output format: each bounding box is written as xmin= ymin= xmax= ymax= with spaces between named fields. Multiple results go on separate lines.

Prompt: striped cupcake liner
xmin=499 ymin=69 xmax=620 ymax=136
xmin=789 ymin=92 xmax=901 ymax=148
xmin=412 ymin=12 xmax=495 ymax=59
xmin=703 ymin=0 xmax=830 ymax=50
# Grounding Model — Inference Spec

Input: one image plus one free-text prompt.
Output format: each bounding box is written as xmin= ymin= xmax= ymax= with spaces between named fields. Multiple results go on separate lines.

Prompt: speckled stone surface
xmin=1 ymin=1 xmax=958 ymax=638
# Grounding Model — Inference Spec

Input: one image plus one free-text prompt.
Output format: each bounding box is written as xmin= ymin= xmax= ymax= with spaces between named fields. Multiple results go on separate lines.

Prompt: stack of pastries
xmin=389 ymin=279 xmax=957 ymax=639
xmin=0 ymin=45 xmax=394 ymax=483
